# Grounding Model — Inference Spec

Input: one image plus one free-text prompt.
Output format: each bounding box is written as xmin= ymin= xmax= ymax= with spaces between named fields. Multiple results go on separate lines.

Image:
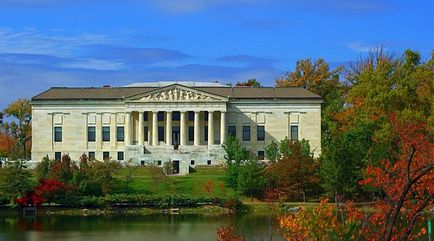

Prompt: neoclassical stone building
xmin=31 ymin=81 xmax=322 ymax=174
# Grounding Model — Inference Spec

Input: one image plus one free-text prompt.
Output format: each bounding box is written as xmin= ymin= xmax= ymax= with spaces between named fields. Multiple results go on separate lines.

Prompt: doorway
xmin=172 ymin=126 xmax=180 ymax=145
xmin=172 ymin=160 xmax=180 ymax=174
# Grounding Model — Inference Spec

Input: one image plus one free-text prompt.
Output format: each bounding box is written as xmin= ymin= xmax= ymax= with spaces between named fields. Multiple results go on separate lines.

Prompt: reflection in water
xmin=0 ymin=214 xmax=284 ymax=241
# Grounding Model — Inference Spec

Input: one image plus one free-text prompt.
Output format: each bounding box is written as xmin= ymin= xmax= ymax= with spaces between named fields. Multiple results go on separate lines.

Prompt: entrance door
xmin=172 ymin=126 xmax=180 ymax=145
xmin=172 ymin=160 xmax=180 ymax=174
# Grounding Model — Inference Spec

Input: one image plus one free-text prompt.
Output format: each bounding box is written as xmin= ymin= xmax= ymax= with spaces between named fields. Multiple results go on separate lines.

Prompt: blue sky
xmin=0 ymin=0 xmax=433 ymax=108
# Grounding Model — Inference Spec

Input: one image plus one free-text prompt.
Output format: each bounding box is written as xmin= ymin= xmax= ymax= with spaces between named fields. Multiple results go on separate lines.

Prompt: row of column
xmin=124 ymin=111 xmax=226 ymax=147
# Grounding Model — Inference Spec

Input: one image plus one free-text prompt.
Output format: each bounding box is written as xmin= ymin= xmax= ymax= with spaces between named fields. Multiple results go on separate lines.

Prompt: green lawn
xmin=113 ymin=166 xmax=237 ymax=198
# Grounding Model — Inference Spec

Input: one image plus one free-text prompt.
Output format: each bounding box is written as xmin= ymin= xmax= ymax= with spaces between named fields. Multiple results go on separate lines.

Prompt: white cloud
xmin=343 ymin=41 xmax=376 ymax=52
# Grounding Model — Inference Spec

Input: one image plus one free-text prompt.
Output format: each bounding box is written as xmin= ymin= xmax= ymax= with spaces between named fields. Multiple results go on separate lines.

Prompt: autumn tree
xmin=267 ymin=140 xmax=319 ymax=201
xmin=2 ymin=99 xmax=32 ymax=159
xmin=360 ymin=117 xmax=433 ymax=241
xmin=235 ymin=78 xmax=261 ymax=87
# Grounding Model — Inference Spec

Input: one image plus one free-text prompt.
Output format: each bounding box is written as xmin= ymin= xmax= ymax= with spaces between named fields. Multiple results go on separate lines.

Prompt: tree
xmin=48 ymin=154 xmax=74 ymax=183
xmin=149 ymin=164 xmax=165 ymax=192
xmin=359 ymin=117 xmax=433 ymax=241
xmin=92 ymin=159 xmax=121 ymax=194
xmin=235 ymin=78 xmax=261 ymax=87
xmin=267 ymin=140 xmax=319 ymax=201
xmin=237 ymin=159 xmax=267 ymax=202
xmin=217 ymin=225 xmax=245 ymax=241
xmin=34 ymin=155 xmax=50 ymax=181
xmin=265 ymin=140 xmax=280 ymax=162
xmin=34 ymin=179 xmax=69 ymax=205
xmin=0 ymin=161 xmax=35 ymax=204
xmin=3 ymin=99 xmax=32 ymax=159
xmin=222 ymin=135 xmax=250 ymax=189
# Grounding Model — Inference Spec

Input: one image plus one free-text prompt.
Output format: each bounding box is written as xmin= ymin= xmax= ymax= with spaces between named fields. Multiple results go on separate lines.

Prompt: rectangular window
xmin=157 ymin=160 xmax=162 ymax=165
xmin=207 ymin=160 xmax=212 ymax=165
xmin=117 ymin=127 xmax=124 ymax=142
xmin=291 ymin=125 xmax=299 ymax=141
xmin=257 ymin=125 xmax=265 ymax=141
xmin=54 ymin=127 xmax=62 ymax=142
xmin=117 ymin=151 xmax=124 ymax=161
xmin=88 ymin=126 xmax=96 ymax=142
xmin=188 ymin=111 xmax=194 ymax=121
xmin=102 ymin=126 xmax=110 ymax=142
xmin=158 ymin=126 xmax=165 ymax=142
xmin=258 ymin=151 xmax=265 ymax=160
xmin=188 ymin=126 xmax=194 ymax=142
xmin=158 ymin=111 xmax=164 ymax=121
xmin=204 ymin=126 xmax=208 ymax=141
xmin=228 ymin=126 xmax=236 ymax=137
xmin=103 ymin=151 xmax=110 ymax=161
xmin=54 ymin=152 xmax=61 ymax=161
xmin=141 ymin=161 xmax=145 ymax=166
xmin=191 ymin=160 xmax=195 ymax=165
xmin=143 ymin=112 xmax=148 ymax=121
xmin=88 ymin=151 xmax=95 ymax=160
xmin=204 ymin=111 xmax=208 ymax=121
xmin=172 ymin=111 xmax=180 ymax=121
xmin=243 ymin=126 xmax=250 ymax=141
xmin=144 ymin=126 xmax=149 ymax=141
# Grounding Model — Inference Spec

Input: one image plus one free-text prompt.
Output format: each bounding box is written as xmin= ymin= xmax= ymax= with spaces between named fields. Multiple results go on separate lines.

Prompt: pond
xmin=0 ymin=214 xmax=285 ymax=241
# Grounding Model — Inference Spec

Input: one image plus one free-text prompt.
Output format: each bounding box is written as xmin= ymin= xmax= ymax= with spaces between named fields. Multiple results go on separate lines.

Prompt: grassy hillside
xmin=113 ymin=166 xmax=237 ymax=198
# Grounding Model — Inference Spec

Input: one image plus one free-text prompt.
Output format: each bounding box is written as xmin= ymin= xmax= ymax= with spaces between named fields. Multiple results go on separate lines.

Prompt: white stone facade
xmin=31 ymin=83 xmax=322 ymax=174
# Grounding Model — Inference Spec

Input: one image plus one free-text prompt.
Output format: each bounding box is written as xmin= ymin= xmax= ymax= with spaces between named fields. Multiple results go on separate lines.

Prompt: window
xmin=204 ymin=111 xmax=208 ymax=121
xmin=102 ymin=126 xmax=110 ymax=142
xmin=172 ymin=111 xmax=180 ymax=121
xmin=54 ymin=127 xmax=62 ymax=142
xmin=158 ymin=126 xmax=165 ymax=142
xmin=144 ymin=126 xmax=149 ymax=141
xmin=204 ymin=126 xmax=208 ymax=141
xmin=157 ymin=160 xmax=162 ymax=165
xmin=191 ymin=160 xmax=195 ymax=165
xmin=88 ymin=126 xmax=96 ymax=142
xmin=54 ymin=152 xmax=61 ymax=161
xmin=143 ymin=112 xmax=148 ymax=121
xmin=117 ymin=151 xmax=124 ymax=161
xmin=188 ymin=126 xmax=194 ymax=142
xmin=88 ymin=152 xmax=95 ymax=160
xmin=291 ymin=125 xmax=299 ymax=141
xmin=157 ymin=111 xmax=164 ymax=121
xmin=117 ymin=127 xmax=124 ymax=142
xmin=257 ymin=125 xmax=265 ymax=141
xmin=243 ymin=126 xmax=250 ymax=141
xmin=141 ymin=160 xmax=145 ymax=166
xmin=103 ymin=151 xmax=110 ymax=160
xmin=258 ymin=151 xmax=265 ymax=160
xmin=188 ymin=111 xmax=194 ymax=121
xmin=228 ymin=126 xmax=236 ymax=137
xmin=207 ymin=160 xmax=212 ymax=165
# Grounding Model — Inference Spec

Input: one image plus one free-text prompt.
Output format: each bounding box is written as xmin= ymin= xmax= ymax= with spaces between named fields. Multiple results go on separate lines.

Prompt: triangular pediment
xmin=127 ymin=84 xmax=228 ymax=103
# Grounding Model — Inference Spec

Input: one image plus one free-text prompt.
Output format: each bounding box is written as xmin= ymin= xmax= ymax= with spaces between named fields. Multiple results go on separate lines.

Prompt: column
xmin=208 ymin=111 xmax=214 ymax=146
xmin=152 ymin=111 xmax=158 ymax=146
xmin=166 ymin=111 xmax=172 ymax=146
xmin=194 ymin=111 xmax=200 ymax=146
xmin=125 ymin=112 xmax=131 ymax=145
xmin=180 ymin=111 xmax=186 ymax=145
xmin=220 ymin=111 xmax=226 ymax=145
xmin=138 ymin=112 xmax=144 ymax=145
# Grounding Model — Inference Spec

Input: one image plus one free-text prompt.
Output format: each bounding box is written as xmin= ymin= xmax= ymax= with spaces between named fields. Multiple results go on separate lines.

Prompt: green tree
xmin=264 ymin=140 xmax=280 ymax=162
xmin=3 ymin=99 xmax=32 ymax=160
xmin=237 ymin=159 xmax=267 ymax=202
xmin=222 ymin=135 xmax=250 ymax=189
xmin=34 ymin=155 xmax=51 ymax=181
xmin=0 ymin=161 xmax=35 ymax=204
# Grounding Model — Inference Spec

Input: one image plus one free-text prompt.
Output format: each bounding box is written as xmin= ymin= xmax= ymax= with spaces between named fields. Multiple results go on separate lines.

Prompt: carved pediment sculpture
xmin=140 ymin=87 xmax=215 ymax=102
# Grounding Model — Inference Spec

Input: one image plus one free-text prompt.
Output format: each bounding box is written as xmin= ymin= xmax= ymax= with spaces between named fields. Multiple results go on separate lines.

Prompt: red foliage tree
xmin=34 ymin=179 xmax=68 ymax=205
xmin=15 ymin=192 xmax=46 ymax=207
xmin=360 ymin=117 xmax=433 ymax=241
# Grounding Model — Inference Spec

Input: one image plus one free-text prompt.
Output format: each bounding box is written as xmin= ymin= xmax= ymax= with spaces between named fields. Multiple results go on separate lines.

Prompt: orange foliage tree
xmin=278 ymin=199 xmax=364 ymax=241
xmin=359 ymin=117 xmax=433 ymax=241
xmin=216 ymin=225 xmax=244 ymax=241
